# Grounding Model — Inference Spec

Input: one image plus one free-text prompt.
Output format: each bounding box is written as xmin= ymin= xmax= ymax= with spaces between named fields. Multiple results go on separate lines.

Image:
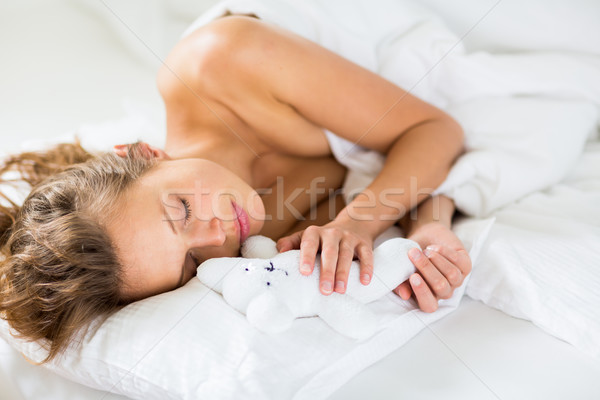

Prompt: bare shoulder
xmin=157 ymin=16 xmax=333 ymax=157
xmin=195 ymin=15 xmax=456 ymax=155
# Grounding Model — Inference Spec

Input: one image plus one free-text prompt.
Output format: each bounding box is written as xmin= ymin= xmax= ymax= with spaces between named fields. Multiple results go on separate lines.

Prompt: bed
xmin=1 ymin=0 xmax=600 ymax=399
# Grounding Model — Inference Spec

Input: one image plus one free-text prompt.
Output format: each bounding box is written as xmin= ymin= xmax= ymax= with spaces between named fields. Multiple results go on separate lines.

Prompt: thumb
xmin=276 ymin=230 xmax=304 ymax=252
xmin=394 ymin=281 xmax=413 ymax=300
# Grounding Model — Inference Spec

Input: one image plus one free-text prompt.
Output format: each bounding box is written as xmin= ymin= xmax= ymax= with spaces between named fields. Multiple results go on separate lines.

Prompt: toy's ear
xmin=241 ymin=235 xmax=279 ymax=259
xmin=196 ymin=257 xmax=244 ymax=293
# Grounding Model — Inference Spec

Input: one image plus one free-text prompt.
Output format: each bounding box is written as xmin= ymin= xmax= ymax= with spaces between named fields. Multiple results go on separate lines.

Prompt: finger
xmin=298 ymin=227 xmax=320 ymax=276
xmin=457 ymin=249 xmax=472 ymax=276
xmin=423 ymin=248 xmax=463 ymax=293
xmin=409 ymin=273 xmax=438 ymax=313
xmin=393 ymin=281 xmax=413 ymax=300
xmin=319 ymin=235 xmax=340 ymax=296
xmin=408 ymin=247 xmax=452 ymax=300
xmin=276 ymin=230 xmax=304 ymax=252
xmin=425 ymin=245 xmax=470 ymax=275
xmin=333 ymin=240 xmax=355 ymax=294
xmin=355 ymin=243 xmax=373 ymax=285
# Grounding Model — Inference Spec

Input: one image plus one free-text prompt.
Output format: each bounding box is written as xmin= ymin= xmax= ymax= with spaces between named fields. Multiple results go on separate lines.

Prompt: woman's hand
xmin=394 ymin=221 xmax=471 ymax=313
xmin=276 ymin=221 xmax=375 ymax=296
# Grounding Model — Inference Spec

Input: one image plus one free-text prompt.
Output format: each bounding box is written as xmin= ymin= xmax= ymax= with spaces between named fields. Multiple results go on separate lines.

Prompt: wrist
xmin=331 ymin=207 xmax=379 ymax=243
xmin=405 ymin=195 xmax=455 ymax=237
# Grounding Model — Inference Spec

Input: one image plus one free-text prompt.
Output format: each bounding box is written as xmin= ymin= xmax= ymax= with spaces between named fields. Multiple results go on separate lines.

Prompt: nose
xmin=186 ymin=216 xmax=227 ymax=248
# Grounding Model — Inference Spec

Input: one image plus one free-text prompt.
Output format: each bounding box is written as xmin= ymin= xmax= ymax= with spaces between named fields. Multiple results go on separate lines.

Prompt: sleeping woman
xmin=0 ymin=14 xmax=471 ymax=363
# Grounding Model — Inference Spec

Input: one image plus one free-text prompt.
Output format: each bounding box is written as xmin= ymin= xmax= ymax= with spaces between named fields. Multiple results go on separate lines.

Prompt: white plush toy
xmin=197 ymin=235 xmax=419 ymax=340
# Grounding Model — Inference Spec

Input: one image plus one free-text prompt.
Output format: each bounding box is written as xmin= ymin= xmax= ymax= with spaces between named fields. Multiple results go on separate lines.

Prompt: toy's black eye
xmin=266 ymin=282 xmax=271 ymax=286
xmin=245 ymin=268 xmax=249 ymax=271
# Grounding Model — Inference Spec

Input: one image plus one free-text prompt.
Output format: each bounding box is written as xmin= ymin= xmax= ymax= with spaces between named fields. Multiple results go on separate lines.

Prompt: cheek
xmin=250 ymin=192 xmax=266 ymax=227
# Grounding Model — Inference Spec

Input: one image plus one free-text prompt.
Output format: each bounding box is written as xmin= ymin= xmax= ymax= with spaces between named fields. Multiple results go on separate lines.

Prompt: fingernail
xmin=409 ymin=248 xmax=422 ymax=260
xmin=423 ymin=248 xmax=433 ymax=258
xmin=300 ymin=263 xmax=311 ymax=274
xmin=361 ymin=274 xmax=371 ymax=284
xmin=410 ymin=274 xmax=422 ymax=286
xmin=335 ymin=281 xmax=345 ymax=291
xmin=426 ymin=245 xmax=440 ymax=252
xmin=321 ymin=281 xmax=333 ymax=293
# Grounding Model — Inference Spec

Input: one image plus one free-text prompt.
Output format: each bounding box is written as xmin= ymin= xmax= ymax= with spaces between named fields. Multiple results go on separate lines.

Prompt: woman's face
xmin=107 ymin=158 xmax=266 ymax=301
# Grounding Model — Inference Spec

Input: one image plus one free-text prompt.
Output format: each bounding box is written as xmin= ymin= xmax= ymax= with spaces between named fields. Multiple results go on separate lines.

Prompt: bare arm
xmin=175 ymin=17 xmax=469 ymax=310
xmin=218 ymin=17 xmax=464 ymax=237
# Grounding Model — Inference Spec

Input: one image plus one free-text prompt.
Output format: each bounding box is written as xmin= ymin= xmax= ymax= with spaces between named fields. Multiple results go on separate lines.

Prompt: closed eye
xmin=181 ymin=198 xmax=192 ymax=224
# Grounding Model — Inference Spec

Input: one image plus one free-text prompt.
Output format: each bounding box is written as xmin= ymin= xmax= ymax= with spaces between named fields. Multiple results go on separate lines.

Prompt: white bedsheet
xmin=466 ymin=140 xmax=600 ymax=358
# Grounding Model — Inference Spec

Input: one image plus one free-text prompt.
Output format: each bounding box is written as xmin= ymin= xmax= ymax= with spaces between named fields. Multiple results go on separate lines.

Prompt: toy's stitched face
xmin=223 ymin=257 xmax=293 ymax=311
xmin=243 ymin=261 xmax=289 ymax=286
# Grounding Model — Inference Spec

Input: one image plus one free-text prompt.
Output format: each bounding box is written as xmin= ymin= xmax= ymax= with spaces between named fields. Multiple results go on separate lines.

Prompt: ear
xmin=113 ymin=142 xmax=171 ymax=160
xmin=196 ymin=257 xmax=244 ymax=293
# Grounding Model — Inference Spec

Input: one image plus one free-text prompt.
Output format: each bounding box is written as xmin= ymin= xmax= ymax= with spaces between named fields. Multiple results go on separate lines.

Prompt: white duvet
xmin=2 ymin=0 xmax=600 ymax=399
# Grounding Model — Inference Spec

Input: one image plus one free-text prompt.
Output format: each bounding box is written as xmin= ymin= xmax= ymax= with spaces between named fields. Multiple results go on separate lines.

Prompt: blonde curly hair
xmin=0 ymin=139 xmax=157 ymax=363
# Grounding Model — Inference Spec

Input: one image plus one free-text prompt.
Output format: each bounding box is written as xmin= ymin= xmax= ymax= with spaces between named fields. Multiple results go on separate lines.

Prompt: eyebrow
xmin=160 ymin=199 xmax=186 ymax=288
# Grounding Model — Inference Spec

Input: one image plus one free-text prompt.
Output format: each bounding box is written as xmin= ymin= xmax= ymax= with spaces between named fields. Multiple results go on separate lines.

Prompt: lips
xmin=232 ymin=201 xmax=250 ymax=244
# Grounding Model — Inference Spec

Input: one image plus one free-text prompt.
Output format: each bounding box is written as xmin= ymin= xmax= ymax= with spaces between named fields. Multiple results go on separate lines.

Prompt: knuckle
xmin=341 ymin=230 xmax=356 ymax=241
xmin=446 ymin=248 xmax=460 ymax=263
xmin=339 ymin=241 xmax=355 ymax=254
xmin=445 ymin=269 xmax=462 ymax=284
xmin=321 ymin=271 xmax=335 ymax=280
xmin=361 ymin=263 xmax=373 ymax=273
xmin=304 ymin=225 xmax=319 ymax=234
xmin=360 ymin=244 xmax=373 ymax=255
xmin=464 ymin=263 xmax=472 ymax=275
xmin=299 ymin=240 xmax=315 ymax=251
xmin=462 ymin=255 xmax=473 ymax=274
xmin=423 ymin=304 xmax=438 ymax=313
xmin=324 ymin=227 xmax=342 ymax=237
xmin=335 ymin=263 xmax=351 ymax=275
xmin=432 ymin=279 xmax=449 ymax=294
xmin=321 ymin=245 xmax=339 ymax=256
xmin=319 ymin=262 xmax=335 ymax=274
xmin=414 ymin=255 xmax=430 ymax=269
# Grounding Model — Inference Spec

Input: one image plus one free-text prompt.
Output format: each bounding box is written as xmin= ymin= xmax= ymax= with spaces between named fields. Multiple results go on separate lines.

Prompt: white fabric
xmin=419 ymin=0 xmax=600 ymax=56
xmin=2 ymin=0 xmax=600 ymax=398
xmin=183 ymin=0 xmax=600 ymax=215
xmin=0 ymin=219 xmax=493 ymax=400
xmin=466 ymin=140 xmax=600 ymax=357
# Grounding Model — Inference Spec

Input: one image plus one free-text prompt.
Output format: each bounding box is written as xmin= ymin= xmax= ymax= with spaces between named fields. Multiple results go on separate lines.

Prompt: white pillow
xmin=0 ymin=218 xmax=493 ymax=400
